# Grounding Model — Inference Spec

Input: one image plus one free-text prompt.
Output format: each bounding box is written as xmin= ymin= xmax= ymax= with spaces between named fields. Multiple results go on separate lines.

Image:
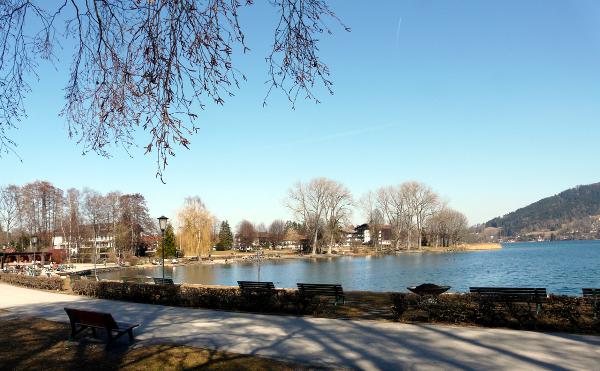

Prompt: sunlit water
xmin=100 ymin=240 xmax=600 ymax=295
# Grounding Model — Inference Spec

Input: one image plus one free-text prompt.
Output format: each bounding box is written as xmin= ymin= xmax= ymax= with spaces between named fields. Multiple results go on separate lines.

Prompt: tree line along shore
xmin=1 ymin=179 xmax=478 ymax=265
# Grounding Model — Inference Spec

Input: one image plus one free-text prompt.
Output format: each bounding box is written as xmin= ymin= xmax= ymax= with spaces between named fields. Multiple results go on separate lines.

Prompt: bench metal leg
xmin=69 ymin=324 xmax=88 ymax=341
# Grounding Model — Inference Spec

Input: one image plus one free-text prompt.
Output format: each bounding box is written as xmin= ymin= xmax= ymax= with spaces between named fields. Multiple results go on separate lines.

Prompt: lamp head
xmin=158 ymin=216 xmax=169 ymax=232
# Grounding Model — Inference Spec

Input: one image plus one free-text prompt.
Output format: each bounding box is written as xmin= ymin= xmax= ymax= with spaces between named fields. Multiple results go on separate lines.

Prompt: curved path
xmin=0 ymin=283 xmax=598 ymax=370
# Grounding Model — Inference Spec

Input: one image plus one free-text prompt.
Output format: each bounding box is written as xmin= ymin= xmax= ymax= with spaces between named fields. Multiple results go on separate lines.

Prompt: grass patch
xmin=0 ymin=311 xmax=317 ymax=370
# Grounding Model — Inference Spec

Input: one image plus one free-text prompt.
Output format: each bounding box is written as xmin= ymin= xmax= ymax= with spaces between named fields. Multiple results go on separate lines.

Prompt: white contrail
xmin=396 ymin=16 xmax=403 ymax=46
xmin=282 ymin=123 xmax=398 ymax=148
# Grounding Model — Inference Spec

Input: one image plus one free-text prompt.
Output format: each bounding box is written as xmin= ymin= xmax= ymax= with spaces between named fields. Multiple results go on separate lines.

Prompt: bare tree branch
xmin=0 ymin=1 xmax=347 ymax=181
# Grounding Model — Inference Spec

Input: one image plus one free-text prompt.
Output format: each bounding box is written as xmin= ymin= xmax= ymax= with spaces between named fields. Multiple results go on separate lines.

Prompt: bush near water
xmin=71 ymin=280 xmax=303 ymax=314
xmin=391 ymin=293 xmax=600 ymax=333
xmin=1 ymin=274 xmax=598 ymax=333
xmin=0 ymin=273 xmax=64 ymax=291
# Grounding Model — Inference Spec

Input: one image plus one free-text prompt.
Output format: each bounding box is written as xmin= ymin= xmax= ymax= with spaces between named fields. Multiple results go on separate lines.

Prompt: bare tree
xmin=359 ymin=190 xmax=384 ymax=251
xmin=404 ymin=181 xmax=439 ymax=249
xmin=427 ymin=208 xmax=468 ymax=247
xmin=64 ymin=188 xmax=83 ymax=260
xmin=323 ymin=180 xmax=352 ymax=253
xmin=0 ymin=184 xmax=20 ymax=245
xmin=82 ymin=188 xmax=106 ymax=270
xmin=375 ymin=185 xmax=409 ymax=250
xmin=0 ymin=1 xmax=347 ymax=180
xmin=286 ymin=178 xmax=330 ymax=254
xmin=236 ymin=219 xmax=256 ymax=249
xmin=118 ymin=193 xmax=153 ymax=255
xmin=268 ymin=219 xmax=286 ymax=248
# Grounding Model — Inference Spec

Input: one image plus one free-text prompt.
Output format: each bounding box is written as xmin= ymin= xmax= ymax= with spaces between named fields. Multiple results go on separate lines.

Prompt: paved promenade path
xmin=0 ymin=283 xmax=598 ymax=371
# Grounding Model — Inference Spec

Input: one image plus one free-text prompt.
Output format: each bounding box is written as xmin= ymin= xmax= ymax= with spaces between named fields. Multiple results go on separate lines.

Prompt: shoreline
xmin=31 ymin=243 xmax=504 ymax=278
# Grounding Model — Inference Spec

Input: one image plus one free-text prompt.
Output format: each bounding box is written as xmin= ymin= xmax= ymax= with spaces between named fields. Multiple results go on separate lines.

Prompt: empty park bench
xmin=238 ymin=280 xmax=276 ymax=294
xmin=582 ymin=288 xmax=600 ymax=318
xmin=297 ymin=283 xmax=345 ymax=311
xmin=470 ymin=287 xmax=547 ymax=315
xmin=238 ymin=281 xmax=277 ymax=310
xmin=153 ymin=277 xmax=174 ymax=285
xmin=64 ymin=307 xmax=139 ymax=349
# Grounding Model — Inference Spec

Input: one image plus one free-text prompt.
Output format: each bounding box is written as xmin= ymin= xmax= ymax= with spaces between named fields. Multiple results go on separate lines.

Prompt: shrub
xmin=390 ymin=293 xmax=417 ymax=318
xmin=0 ymin=273 xmax=64 ymax=291
xmin=391 ymin=293 xmax=477 ymax=324
xmin=544 ymin=295 xmax=583 ymax=326
xmin=390 ymin=292 xmax=597 ymax=333
xmin=71 ymin=280 xmax=304 ymax=314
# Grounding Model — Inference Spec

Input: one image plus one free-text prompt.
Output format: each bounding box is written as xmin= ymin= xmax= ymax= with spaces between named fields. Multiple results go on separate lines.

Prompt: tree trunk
xmin=312 ymin=229 xmax=318 ymax=255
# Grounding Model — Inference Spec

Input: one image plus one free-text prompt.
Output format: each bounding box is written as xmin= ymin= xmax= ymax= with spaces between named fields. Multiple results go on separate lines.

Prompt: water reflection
xmin=100 ymin=240 xmax=600 ymax=295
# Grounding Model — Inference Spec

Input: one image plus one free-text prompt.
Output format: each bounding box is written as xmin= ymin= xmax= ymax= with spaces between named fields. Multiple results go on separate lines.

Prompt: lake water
xmin=100 ymin=240 xmax=600 ymax=295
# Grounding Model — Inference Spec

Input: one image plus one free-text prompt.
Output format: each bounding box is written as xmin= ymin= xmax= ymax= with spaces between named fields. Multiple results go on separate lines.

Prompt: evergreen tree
xmin=217 ymin=220 xmax=234 ymax=250
xmin=158 ymin=223 xmax=177 ymax=258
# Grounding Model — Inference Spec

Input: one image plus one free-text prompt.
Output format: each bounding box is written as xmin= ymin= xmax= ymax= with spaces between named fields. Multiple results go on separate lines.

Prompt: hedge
xmin=390 ymin=293 xmax=600 ymax=333
xmin=0 ymin=273 xmax=65 ymax=291
xmin=71 ymin=280 xmax=304 ymax=314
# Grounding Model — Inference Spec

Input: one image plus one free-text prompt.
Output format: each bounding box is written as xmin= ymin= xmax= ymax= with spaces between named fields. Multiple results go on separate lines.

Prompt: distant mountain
xmin=486 ymin=183 xmax=600 ymax=237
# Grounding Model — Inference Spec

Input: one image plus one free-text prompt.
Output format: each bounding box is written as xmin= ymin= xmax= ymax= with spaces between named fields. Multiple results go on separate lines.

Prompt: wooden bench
xmin=297 ymin=283 xmax=345 ymax=306
xmin=238 ymin=281 xmax=277 ymax=309
xmin=470 ymin=287 xmax=547 ymax=315
xmin=238 ymin=280 xmax=276 ymax=294
xmin=64 ymin=307 xmax=139 ymax=349
xmin=153 ymin=277 xmax=174 ymax=285
xmin=582 ymin=288 xmax=600 ymax=318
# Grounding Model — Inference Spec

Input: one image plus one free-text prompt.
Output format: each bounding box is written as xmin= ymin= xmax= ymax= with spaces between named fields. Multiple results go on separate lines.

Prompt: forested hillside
xmin=486 ymin=183 xmax=600 ymax=236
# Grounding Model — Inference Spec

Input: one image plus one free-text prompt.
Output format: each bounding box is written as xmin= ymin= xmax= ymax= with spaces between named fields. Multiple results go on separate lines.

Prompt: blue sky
xmin=2 ymin=1 xmax=600 ymax=227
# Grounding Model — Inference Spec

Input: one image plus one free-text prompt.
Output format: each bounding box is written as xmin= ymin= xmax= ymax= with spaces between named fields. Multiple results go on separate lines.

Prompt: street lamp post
xmin=158 ymin=216 xmax=168 ymax=281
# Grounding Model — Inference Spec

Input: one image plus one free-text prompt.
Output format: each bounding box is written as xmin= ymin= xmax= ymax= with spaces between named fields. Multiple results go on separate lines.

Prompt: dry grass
xmin=0 ymin=312 xmax=317 ymax=371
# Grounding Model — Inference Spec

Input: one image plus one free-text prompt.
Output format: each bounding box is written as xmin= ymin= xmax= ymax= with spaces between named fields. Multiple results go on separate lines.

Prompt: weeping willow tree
xmin=177 ymin=196 xmax=213 ymax=257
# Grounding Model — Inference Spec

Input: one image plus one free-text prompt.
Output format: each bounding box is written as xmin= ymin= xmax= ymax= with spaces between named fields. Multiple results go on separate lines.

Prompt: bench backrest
xmin=64 ymin=307 xmax=118 ymax=330
xmin=238 ymin=281 xmax=275 ymax=290
xmin=297 ymin=283 xmax=344 ymax=297
xmin=153 ymin=277 xmax=174 ymax=285
xmin=582 ymin=288 xmax=600 ymax=297
xmin=470 ymin=287 xmax=547 ymax=301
